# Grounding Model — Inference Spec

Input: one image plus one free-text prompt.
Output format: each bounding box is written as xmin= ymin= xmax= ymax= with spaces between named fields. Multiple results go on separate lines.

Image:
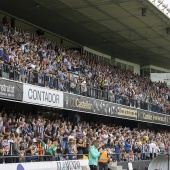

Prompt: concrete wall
xmin=117 ymin=160 xmax=151 ymax=170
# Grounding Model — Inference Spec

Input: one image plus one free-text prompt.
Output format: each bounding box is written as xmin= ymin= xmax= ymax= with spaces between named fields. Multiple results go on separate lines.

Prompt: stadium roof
xmin=1 ymin=0 xmax=170 ymax=69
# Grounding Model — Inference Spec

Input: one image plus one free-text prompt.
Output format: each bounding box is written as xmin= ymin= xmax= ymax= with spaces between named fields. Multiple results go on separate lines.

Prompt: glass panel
xmin=93 ymin=54 xmax=96 ymax=60
xmin=96 ymin=55 xmax=99 ymax=61
xmin=151 ymin=68 xmax=156 ymax=73
xmin=127 ymin=65 xmax=134 ymax=72
xmin=122 ymin=63 xmax=126 ymax=69
xmin=116 ymin=61 xmax=121 ymax=67
xmin=144 ymin=68 xmax=150 ymax=77
xmin=140 ymin=69 xmax=144 ymax=77
xmin=106 ymin=59 xmax=109 ymax=64
xmin=89 ymin=52 xmax=91 ymax=58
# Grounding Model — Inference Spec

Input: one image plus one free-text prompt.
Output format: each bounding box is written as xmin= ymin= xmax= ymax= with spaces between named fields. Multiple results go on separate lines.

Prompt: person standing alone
xmin=89 ymin=140 xmax=103 ymax=170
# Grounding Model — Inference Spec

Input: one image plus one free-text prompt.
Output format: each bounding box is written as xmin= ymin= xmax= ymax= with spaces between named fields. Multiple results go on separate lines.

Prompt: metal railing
xmin=0 ymin=62 xmax=169 ymax=114
xmin=0 ymin=151 xmax=167 ymax=164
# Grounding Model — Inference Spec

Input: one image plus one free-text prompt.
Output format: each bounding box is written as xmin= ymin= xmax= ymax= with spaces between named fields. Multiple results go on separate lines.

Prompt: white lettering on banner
xmin=0 ymin=84 xmax=15 ymax=93
xmin=56 ymin=161 xmax=81 ymax=170
xmin=23 ymin=84 xmax=63 ymax=108
xmin=0 ymin=160 xmax=88 ymax=170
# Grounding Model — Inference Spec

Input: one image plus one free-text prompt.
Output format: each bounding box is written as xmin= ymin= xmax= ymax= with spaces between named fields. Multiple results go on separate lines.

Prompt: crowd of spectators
xmin=0 ymin=107 xmax=170 ymax=164
xmin=1 ymin=17 xmax=170 ymax=115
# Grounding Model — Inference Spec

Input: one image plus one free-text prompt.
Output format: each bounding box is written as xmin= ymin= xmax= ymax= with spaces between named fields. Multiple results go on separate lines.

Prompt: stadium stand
xmin=0 ymin=106 xmax=169 ymax=164
xmin=0 ymin=17 xmax=170 ymax=115
xmin=1 ymin=0 xmax=170 ymax=169
xmin=0 ymin=14 xmax=170 ymax=167
xmin=0 ymin=16 xmax=170 ymax=168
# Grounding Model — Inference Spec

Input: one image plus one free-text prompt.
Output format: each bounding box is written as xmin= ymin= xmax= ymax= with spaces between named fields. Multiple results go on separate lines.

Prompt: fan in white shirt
xmin=149 ymin=141 xmax=157 ymax=153
xmin=68 ymin=131 xmax=75 ymax=141
xmin=102 ymin=131 xmax=109 ymax=144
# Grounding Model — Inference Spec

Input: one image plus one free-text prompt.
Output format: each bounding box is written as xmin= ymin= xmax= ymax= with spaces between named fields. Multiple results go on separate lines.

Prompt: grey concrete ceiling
xmin=1 ymin=0 xmax=170 ymax=68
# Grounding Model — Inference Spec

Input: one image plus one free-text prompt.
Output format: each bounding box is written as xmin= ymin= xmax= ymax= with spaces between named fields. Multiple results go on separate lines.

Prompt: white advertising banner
xmin=0 ymin=160 xmax=88 ymax=170
xmin=23 ymin=84 xmax=63 ymax=108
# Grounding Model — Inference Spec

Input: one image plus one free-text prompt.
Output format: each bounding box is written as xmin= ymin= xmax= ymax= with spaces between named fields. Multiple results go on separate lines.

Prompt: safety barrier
xmin=0 ymin=160 xmax=89 ymax=170
xmin=0 ymin=62 xmax=169 ymax=114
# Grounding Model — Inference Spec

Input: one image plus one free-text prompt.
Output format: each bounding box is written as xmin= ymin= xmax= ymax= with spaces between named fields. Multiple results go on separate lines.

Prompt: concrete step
xmin=108 ymin=167 xmax=119 ymax=170
xmin=109 ymin=166 xmax=122 ymax=170
xmin=108 ymin=161 xmax=118 ymax=167
xmin=117 ymin=166 xmax=123 ymax=170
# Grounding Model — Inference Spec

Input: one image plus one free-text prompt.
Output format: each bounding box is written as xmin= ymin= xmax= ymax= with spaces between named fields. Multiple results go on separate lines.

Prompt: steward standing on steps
xmin=89 ymin=140 xmax=103 ymax=170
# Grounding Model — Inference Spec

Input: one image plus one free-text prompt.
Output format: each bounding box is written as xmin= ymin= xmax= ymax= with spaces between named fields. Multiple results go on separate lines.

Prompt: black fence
xmin=0 ymin=152 xmax=166 ymax=164
xmin=0 ymin=63 xmax=169 ymax=115
xmin=0 ymin=155 xmax=54 ymax=164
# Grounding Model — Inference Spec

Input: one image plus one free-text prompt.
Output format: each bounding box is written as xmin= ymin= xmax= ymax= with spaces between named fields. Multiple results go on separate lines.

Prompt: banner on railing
xmin=0 ymin=160 xmax=88 ymax=170
xmin=23 ymin=84 xmax=63 ymax=108
xmin=63 ymin=93 xmax=170 ymax=126
xmin=137 ymin=110 xmax=167 ymax=125
xmin=0 ymin=78 xmax=23 ymax=101
xmin=115 ymin=106 xmax=137 ymax=120
xmin=93 ymin=99 xmax=116 ymax=116
xmin=166 ymin=115 xmax=170 ymax=126
xmin=64 ymin=93 xmax=94 ymax=113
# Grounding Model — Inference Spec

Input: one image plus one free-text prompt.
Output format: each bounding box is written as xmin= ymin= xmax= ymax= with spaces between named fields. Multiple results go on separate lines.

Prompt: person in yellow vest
xmin=98 ymin=145 xmax=110 ymax=170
